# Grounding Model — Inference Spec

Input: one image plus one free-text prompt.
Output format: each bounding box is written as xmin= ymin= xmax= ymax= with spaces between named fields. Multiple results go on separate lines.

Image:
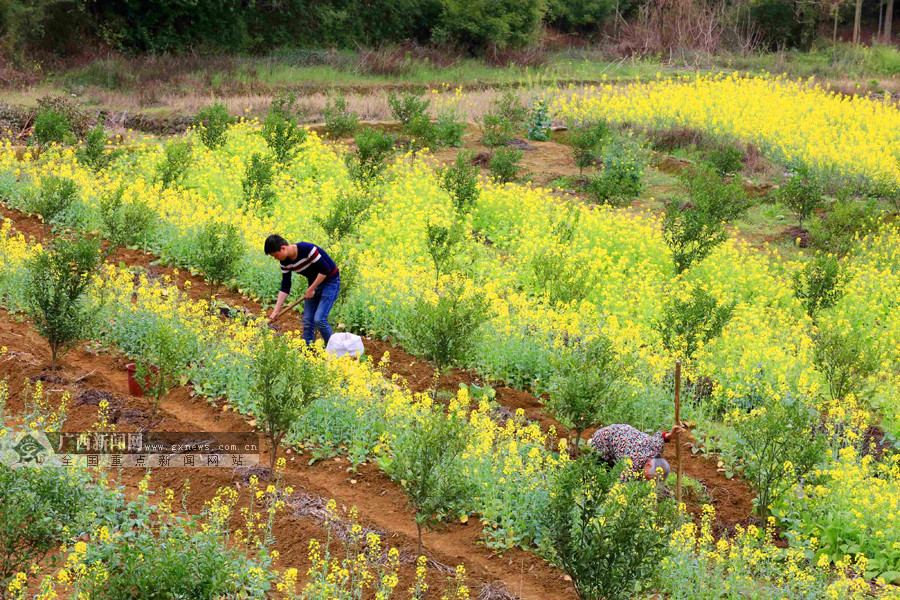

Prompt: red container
xmin=125 ymin=363 xmax=157 ymax=397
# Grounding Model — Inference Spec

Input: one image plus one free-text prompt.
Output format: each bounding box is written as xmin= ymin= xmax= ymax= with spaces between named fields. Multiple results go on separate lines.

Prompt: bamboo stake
xmin=675 ymin=360 xmax=683 ymax=504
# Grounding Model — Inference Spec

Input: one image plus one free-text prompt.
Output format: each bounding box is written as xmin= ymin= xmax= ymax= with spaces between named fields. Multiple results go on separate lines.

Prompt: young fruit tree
xmin=725 ymin=394 xmax=826 ymax=521
xmin=262 ymin=91 xmax=308 ymax=164
xmin=792 ymin=254 xmax=846 ymax=320
xmin=543 ymin=456 xmax=680 ymax=600
xmin=24 ymin=237 xmax=103 ymax=370
xmin=662 ymin=171 xmax=749 ymax=274
xmin=135 ymin=321 xmax=192 ymax=419
xmin=251 ymin=334 xmax=324 ymax=471
xmin=379 ymin=407 xmax=472 ymax=555
xmin=778 ymin=166 xmax=824 ymax=229
xmin=546 ymin=333 xmax=626 ymax=455
xmin=656 ymin=286 xmax=735 ymax=362
xmin=195 ymin=220 xmax=245 ymax=296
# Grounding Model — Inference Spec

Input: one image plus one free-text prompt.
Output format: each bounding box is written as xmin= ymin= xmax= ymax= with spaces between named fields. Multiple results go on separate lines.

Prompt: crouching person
xmin=588 ymin=423 xmax=683 ymax=482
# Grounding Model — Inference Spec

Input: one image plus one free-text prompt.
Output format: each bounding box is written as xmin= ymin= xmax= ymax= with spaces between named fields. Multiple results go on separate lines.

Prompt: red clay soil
xmin=1 ymin=314 xmax=574 ymax=600
xmin=661 ymin=434 xmax=756 ymax=533
xmin=1 ymin=204 xmax=755 ymax=530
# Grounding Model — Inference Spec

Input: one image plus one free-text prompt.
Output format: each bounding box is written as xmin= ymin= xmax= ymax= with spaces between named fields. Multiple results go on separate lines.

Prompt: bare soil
xmin=1 ymin=312 xmax=572 ymax=600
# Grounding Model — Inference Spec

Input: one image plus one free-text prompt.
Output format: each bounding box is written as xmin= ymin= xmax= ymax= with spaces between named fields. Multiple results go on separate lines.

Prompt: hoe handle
xmin=270 ymin=297 xmax=304 ymax=323
xmin=675 ymin=361 xmax=683 ymax=504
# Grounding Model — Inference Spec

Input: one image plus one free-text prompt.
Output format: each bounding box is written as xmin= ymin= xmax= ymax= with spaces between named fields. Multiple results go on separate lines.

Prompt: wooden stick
xmin=270 ymin=297 xmax=304 ymax=323
xmin=675 ymin=360 xmax=683 ymax=504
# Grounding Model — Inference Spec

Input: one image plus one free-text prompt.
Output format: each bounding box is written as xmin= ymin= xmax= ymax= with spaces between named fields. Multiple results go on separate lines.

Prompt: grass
xmin=665 ymin=472 xmax=712 ymax=503
xmin=45 ymin=43 xmax=900 ymax=102
xmin=0 ymin=43 xmax=894 ymax=134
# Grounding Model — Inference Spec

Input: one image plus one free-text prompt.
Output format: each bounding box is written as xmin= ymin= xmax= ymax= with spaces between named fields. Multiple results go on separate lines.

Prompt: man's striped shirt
xmin=279 ymin=242 xmax=338 ymax=294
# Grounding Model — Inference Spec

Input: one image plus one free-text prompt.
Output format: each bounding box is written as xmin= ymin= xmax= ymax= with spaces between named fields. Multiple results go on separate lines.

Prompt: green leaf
xmin=880 ymin=571 xmax=900 ymax=585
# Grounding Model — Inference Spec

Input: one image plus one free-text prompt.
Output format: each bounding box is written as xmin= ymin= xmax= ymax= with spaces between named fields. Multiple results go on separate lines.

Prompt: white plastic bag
xmin=325 ymin=332 xmax=365 ymax=359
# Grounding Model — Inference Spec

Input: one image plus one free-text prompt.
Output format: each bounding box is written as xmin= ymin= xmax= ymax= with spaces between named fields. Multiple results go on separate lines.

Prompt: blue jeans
xmin=302 ymin=275 xmax=340 ymax=346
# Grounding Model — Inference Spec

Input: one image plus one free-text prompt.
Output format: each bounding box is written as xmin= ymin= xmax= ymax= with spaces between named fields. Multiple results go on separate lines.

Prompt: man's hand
xmin=304 ymin=286 xmax=317 ymax=299
xmin=267 ymin=310 xmax=279 ymax=324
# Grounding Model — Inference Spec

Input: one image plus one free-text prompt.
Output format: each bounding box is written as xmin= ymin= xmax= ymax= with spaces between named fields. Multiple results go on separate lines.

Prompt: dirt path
xmin=0 ymin=203 xmax=755 ymax=531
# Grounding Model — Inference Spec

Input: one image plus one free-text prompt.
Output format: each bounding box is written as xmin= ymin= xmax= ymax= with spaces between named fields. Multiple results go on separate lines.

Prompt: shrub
xmin=387 ymin=92 xmax=430 ymax=127
xmin=585 ymin=135 xmax=646 ymax=206
xmin=646 ymin=125 xmax=706 ymax=152
xmin=347 ymin=128 xmax=395 ymax=181
xmin=725 ymin=395 xmax=826 ymax=521
xmin=570 ymin=120 xmax=609 ymax=174
xmin=435 ymin=108 xmax=466 ymax=147
xmin=77 ymin=123 xmax=120 ymax=171
xmin=478 ymin=113 xmax=515 ymax=148
xmin=31 ymin=94 xmax=90 ymax=146
xmin=808 ymin=199 xmax=881 ymax=257
xmin=706 ymin=145 xmax=744 ymax=176
xmin=425 ymin=222 xmax=463 ymax=286
xmin=29 ymin=175 xmax=78 ymax=225
xmin=493 ymin=91 xmax=528 ymax=130
xmin=662 ymin=201 xmax=726 ymax=276
xmin=0 ymin=465 xmax=96 ymax=590
xmin=35 ymin=94 xmax=88 ymax=138
xmin=488 ymin=146 xmax=523 ymax=183
xmin=779 ymin=166 xmax=824 ymax=229
xmin=542 ymin=456 xmax=680 ymax=600
xmin=262 ymin=91 xmax=308 ymax=164
xmin=379 ymin=408 xmax=472 ymax=554
xmin=528 ymin=246 xmax=593 ymax=306
xmin=814 ymin=327 xmax=878 ymax=402
xmin=792 ymin=254 xmax=846 ymax=319
xmin=440 ymin=150 xmax=481 ymax=215
xmin=23 ymin=236 xmax=102 ymax=369
xmin=155 ymin=140 xmax=193 ymax=191
xmin=135 ymin=320 xmax=192 ymax=418
xmin=32 ymin=107 xmax=73 ymax=145
xmin=525 ymin=208 xmax=592 ymax=305
xmin=241 ymin=152 xmax=278 ymax=214
xmin=662 ymin=171 xmax=749 ymax=274
xmin=403 ymin=277 xmax=488 ymax=369
xmin=324 ymin=93 xmax=359 ymax=139
xmin=195 ymin=220 xmax=244 ymax=293
xmin=99 ymin=186 xmax=155 ymax=247
xmin=251 ymin=334 xmax=323 ymax=471
xmin=683 ymin=168 xmax=750 ymax=221
xmin=193 ymin=101 xmax=232 ymax=149
xmin=526 ymin=98 xmax=551 ymax=142
xmin=546 ymin=334 xmax=626 ymax=453
xmin=657 ymin=286 xmax=736 ymax=361
xmin=315 ymin=190 xmax=373 ymax=243
xmin=404 ymin=112 xmax=439 ymax=150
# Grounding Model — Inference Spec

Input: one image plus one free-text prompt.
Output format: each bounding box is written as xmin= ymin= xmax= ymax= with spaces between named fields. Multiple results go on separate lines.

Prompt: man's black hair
xmin=264 ymin=234 xmax=289 ymax=255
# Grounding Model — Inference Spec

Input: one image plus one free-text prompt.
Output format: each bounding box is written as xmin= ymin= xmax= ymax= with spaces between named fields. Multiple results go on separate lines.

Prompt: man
xmin=264 ymin=234 xmax=340 ymax=346
xmin=588 ymin=423 xmax=683 ymax=481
